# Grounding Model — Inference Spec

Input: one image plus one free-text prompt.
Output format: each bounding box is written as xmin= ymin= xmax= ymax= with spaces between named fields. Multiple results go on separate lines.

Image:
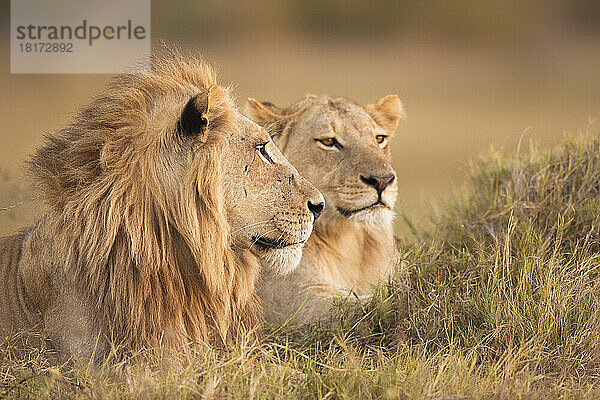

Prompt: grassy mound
xmin=437 ymin=135 xmax=600 ymax=252
xmin=2 ymin=135 xmax=600 ymax=398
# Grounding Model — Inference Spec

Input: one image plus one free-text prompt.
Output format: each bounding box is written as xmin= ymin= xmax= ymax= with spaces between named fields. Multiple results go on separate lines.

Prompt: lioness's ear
xmin=246 ymin=98 xmax=289 ymax=136
xmin=364 ymin=94 xmax=405 ymax=135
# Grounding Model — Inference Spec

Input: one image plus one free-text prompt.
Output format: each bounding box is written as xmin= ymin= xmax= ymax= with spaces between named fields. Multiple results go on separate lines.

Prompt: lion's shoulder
xmin=0 ymin=233 xmax=30 ymax=333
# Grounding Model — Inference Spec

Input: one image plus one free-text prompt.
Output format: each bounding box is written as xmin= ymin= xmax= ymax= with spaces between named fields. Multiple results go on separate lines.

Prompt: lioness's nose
xmin=360 ymin=173 xmax=396 ymax=193
xmin=307 ymin=199 xmax=325 ymax=220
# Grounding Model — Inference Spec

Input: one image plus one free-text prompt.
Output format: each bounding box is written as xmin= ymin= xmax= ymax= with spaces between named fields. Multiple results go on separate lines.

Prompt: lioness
xmin=248 ymin=94 xmax=403 ymax=324
xmin=0 ymin=52 xmax=324 ymax=363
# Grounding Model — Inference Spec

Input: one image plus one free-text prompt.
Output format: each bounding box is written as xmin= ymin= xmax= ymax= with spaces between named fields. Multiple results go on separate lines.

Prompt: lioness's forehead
xmin=300 ymin=97 xmax=381 ymax=134
xmin=301 ymin=96 xmax=360 ymax=113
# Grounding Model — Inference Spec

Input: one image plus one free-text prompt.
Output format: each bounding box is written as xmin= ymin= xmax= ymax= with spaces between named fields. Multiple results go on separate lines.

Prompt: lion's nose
xmin=360 ymin=173 xmax=396 ymax=194
xmin=307 ymin=199 xmax=325 ymax=221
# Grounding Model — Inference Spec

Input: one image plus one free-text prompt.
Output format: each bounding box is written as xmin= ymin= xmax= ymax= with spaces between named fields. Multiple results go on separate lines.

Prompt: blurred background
xmin=1 ymin=0 xmax=599 ymax=236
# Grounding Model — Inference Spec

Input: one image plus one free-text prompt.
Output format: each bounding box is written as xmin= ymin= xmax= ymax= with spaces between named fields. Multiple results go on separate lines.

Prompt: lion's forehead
xmin=237 ymin=114 xmax=271 ymax=142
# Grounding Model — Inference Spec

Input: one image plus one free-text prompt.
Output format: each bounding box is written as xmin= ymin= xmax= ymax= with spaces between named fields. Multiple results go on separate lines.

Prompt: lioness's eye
xmin=376 ymin=135 xmax=388 ymax=146
xmin=256 ymin=142 xmax=274 ymax=164
xmin=316 ymin=137 xmax=341 ymax=149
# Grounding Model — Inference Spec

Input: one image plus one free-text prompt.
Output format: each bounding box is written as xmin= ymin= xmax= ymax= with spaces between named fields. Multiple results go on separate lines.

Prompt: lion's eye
xmin=376 ymin=135 xmax=388 ymax=147
xmin=316 ymin=137 xmax=341 ymax=149
xmin=256 ymin=142 xmax=274 ymax=164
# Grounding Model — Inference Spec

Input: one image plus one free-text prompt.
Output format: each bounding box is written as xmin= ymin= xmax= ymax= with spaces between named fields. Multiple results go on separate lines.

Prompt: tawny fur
xmin=0 ymin=50 xmax=323 ymax=362
xmin=248 ymin=94 xmax=404 ymax=325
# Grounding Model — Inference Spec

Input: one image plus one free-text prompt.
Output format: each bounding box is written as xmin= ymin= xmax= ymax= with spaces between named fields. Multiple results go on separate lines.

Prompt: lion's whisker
xmin=232 ymin=217 xmax=274 ymax=234
xmin=248 ymin=228 xmax=279 ymax=251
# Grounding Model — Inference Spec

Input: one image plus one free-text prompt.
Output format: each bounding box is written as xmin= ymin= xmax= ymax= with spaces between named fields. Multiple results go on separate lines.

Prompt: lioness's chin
xmin=349 ymin=206 xmax=395 ymax=226
xmin=259 ymin=245 xmax=303 ymax=276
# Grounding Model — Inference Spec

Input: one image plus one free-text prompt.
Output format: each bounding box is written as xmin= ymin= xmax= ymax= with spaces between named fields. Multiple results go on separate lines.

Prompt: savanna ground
xmin=3 ymin=132 xmax=600 ymax=398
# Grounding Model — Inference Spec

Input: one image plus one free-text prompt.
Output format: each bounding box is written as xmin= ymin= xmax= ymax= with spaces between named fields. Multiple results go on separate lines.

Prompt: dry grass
xmin=0 ymin=169 xmax=35 ymax=235
xmin=3 ymin=134 xmax=600 ymax=398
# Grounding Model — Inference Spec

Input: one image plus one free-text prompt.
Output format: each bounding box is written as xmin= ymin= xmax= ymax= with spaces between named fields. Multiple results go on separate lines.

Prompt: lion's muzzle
xmin=269 ymin=210 xmax=315 ymax=247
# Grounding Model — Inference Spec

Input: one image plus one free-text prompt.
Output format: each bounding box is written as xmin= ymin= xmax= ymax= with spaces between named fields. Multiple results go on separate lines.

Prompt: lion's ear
xmin=178 ymin=95 xmax=209 ymax=142
xmin=364 ymin=95 xmax=405 ymax=135
xmin=178 ymin=86 xmax=226 ymax=143
xmin=246 ymin=98 xmax=289 ymax=137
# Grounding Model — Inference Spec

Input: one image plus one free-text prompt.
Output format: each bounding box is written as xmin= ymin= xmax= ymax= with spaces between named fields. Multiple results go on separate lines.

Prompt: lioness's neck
xmin=304 ymin=218 xmax=396 ymax=294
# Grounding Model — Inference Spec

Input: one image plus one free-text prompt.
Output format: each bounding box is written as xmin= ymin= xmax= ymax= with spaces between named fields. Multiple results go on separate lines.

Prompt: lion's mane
xmin=25 ymin=52 xmax=261 ymax=353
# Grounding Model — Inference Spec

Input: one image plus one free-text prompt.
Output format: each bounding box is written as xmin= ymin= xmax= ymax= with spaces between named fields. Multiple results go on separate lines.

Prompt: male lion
xmin=0 ymin=52 xmax=324 ymax=363
xmin=248 ymin=94 xmax=404 ymax=324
